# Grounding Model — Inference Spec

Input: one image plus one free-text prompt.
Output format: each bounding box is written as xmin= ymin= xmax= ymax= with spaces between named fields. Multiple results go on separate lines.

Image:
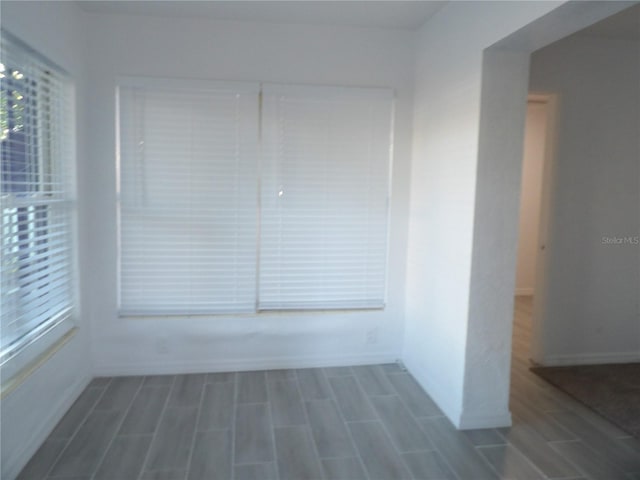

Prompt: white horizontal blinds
xmin=259 ymin=84 xmax=393 ymax=310
xmin=0 ymin=34 xmax=74 ymax=354
xmin=118 ymin=80 xmax=260 ymax=315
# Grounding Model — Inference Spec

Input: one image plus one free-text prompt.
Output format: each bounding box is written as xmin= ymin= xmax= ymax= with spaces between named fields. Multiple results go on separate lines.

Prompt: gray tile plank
xmin=419 ymin=417 xmax=498 ymax=480
xmin=145 ymin=406 xmax=198 ymax=471
xmin=234 ymin=463 xmax=277 ymax=480
xmin=401 ymin=451 xmax=456 ymax=480
xmin=94 ymin=376 xmax=143 ymax=411
xmin=509 ymin=376 xmax=568 ymax=413
xmin=143 ymin=375 xmax=175 ymax=386
xmin=140 ymin=470 xmax=186 ymax=480
xmin=41 ymin=474 xmax=83 ymax=480
xmin=268 ymin=380 xmax=307 ymax=427
xmin=266 ymin=369 xmax=297 ymax=382
xmin=496 ymin=422 xmax=581 ymax=479
xmin=167 ymin=374 xmax=205 ymax=408
xmin=462 ymin=428 xmax=507 ymax=446
xmin=328 ymin=376 xmax=376 ymax=422
xmin=50 ymin=387 xmax=104 ymax=439
xmin=567 ymin=401 xmax=634 ymax=439
xmin=549 ymin=411 xmax=640 ymax=473
xmin=549 ymin=440 xmax=631 ymax=480
xmin=237 ymin=371 xmax=268 ymax=404
xmin=348 ymin=421 xmax=411 ymax=480
xmin=17 ymin=438 xmax=67 ymax=480
xmin=321 ymin=457 xmax=367 ymax=480
xmin=370 ymin=395 xmax=433 ymax=453
xmin=88 ymin=377 xmax=112 ymax=388
xmin=380 ymin=363 xmax=405 ymax=374
xmin=297 ymin=369 xmax=332 ymax=400
xmin=387 ymin=374 xmax=441 ymax=418
xmin=510 ymin=396 xmax=576 ymax=441
xmin=305 ymin=399 xmax=355 ymax=459
xmin=119 ymin=385 xmax=171 ymax=435
xmin=620 ymin=437 xmax=640 ymax=457
xmin=323 ymin=366 xmax=353 ymax=377
xmin=477 ymin=444 xmax=546 ymax=480
xmin=206 ymin=372 xmax=236 ymax=384
xmin=187 ymin=430 xmax=231 ymax=480
xmin=94 ymin=434 xmax=152 ymax=480
xmin=352 ymin=365 xmax=395 ymax=396
xmin=198 ymin=382 xmax=234 ymax=431
xmin=234 ymin=403 xmax=274 ymax=464
xmin=49 ymin=410 xmax=123 ymax=477
xmin=274 ymin=426 xmax=324 ymax=480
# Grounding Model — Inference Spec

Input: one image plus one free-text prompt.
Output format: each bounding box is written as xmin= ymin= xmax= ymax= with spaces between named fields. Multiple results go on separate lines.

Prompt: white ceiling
xmin=577 ymin=3 xmax=640 ymax=41
xmin=76 ymin=1 xmax=447 ymax=30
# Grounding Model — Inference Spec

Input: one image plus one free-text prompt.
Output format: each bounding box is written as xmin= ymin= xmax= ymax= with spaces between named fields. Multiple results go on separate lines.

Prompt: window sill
xmin=0 ymin=326 xmax=78 ymax=399
xmin=118 ymin=305 xmax=387 ymax=319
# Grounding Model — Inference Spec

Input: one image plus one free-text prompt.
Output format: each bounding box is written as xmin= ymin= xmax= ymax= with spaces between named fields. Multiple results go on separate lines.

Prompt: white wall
xmin=515 ymin=102 xmax=548 ymax=295
xmin=404 ymin=0 xmax=562 ymax=427
xmin=0 ymin=2 xmax=93 ymax=479
xmin=3 ymin=12 xmax=636 ymax=479
xmin=84 ymin=13 xmax=416 ymax=375
xmin=404 ymin=0 xmax=631 ymax=428
xmin=530 ymin=33 xmax=640 ymax=365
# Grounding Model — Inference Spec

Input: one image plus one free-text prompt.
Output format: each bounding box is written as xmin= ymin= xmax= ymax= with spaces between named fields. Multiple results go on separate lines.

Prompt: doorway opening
xmin=506 ymin=3 xmax=640 ymax=443
xmin=513 ymin=93 xmax=556 ymax=369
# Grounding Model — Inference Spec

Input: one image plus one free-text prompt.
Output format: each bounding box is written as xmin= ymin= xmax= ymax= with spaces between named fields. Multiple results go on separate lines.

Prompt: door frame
xmin=527 ymin=93 xmax=559 ymax=365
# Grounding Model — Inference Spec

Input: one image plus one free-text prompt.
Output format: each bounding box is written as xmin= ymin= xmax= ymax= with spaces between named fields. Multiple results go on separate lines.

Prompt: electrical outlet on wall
xmin=365 ymin=328 xmax=378 ymax=345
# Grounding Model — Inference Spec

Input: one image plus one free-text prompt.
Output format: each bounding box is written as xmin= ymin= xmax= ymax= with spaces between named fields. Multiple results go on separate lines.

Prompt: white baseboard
xmin=457 ymin=411 xmax=512 ymax=430
xmin=537 ymin=351 xmax=640 ymax=366
xmin=403 ymin=357 xmax=513 ymax=430
xmin=515 ymin=288 xmax=534 ymax=296
xmin=93 ymin=352 xmax=399 ymax=377
xmin=4 ymin=375 xmax=91 ymax=480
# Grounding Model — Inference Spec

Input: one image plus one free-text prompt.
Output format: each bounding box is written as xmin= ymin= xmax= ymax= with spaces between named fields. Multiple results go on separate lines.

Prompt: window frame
xmin=0 ymin=30 xmax=77 ymax=384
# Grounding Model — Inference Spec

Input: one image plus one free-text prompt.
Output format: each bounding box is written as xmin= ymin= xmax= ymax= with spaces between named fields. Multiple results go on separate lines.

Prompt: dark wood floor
xmin=17 ymin=296 xmax=640 ymax=479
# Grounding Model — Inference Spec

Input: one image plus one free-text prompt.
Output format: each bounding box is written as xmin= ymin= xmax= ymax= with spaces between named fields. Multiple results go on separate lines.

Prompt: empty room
xmin=1 ymin=1 xmax=638 ymax=479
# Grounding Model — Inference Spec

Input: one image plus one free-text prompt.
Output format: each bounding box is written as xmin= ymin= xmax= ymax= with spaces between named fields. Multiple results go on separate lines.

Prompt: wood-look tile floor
xmin=18 ymin=296 xmax=640 ymax=479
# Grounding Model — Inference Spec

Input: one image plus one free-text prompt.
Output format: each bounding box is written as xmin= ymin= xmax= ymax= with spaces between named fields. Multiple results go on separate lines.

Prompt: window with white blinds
xmin=0 ymin=32 xmax=75 ymax=364
xmin=259 ymin=85 xmax=393 ymax=310
xmin=117 ymin=79 xmax=260 ymax=315
xmin=117 ymin=79 xmax=393 ymax=315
